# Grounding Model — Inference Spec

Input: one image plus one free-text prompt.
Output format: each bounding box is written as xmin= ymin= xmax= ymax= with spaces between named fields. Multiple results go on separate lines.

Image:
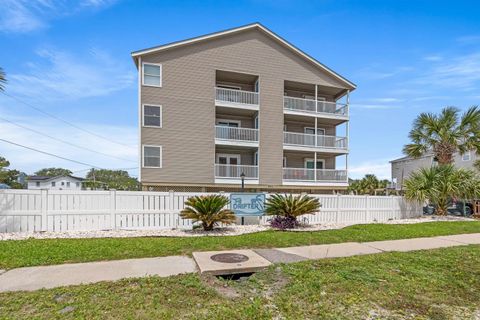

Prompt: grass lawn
xmin=0 ymin=221 xmax=479 ymax=269
xmin=1 ymin=245 xmax=479 ymax=319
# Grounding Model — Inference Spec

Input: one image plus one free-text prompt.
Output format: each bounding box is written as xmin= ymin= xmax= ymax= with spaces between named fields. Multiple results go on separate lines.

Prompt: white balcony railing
xmin=284 ymin=132 xmax=348 ymax=150
xmin=215 ymin=87 xmax=259 ymax=106
xmin=284 ymin=96 xmax=348 ymax=116
xmin=215 ymin=126 xmax=259 ymax=142
xmin=215 ymin=164 xmax=259 ymax=179
xmin=283 ymin=168 xmax=348 ymax=182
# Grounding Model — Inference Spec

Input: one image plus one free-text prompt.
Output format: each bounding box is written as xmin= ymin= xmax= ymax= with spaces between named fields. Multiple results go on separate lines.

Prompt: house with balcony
xmin=132 ymin=23 xmax=356 ymax=192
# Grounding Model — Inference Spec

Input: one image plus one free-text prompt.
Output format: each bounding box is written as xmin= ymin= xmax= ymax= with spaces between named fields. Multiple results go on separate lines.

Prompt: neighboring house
xmin=27 ymin=176 xmax=85 ymax=190
xmin=390 ymin=151 xmax=478 ymax=190
xmin=132 ymin=23 xmax=356 ymax=192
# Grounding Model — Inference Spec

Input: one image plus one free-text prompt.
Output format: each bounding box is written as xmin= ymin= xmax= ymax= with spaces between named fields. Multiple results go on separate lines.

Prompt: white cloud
xmin=414 ymin=52 xmax=480 ymax=91
xmin=349 ymin=159 xmax=393 ymax=180
xmin=423 ymin=55 xmax=443 ymax=62
xmin=7 ymin=47 xmax=135 ymax=100
xmin=0 ymin=113 xmax=137 ymax=176
xmin=0 ymin=0 xmax=118 ymax=33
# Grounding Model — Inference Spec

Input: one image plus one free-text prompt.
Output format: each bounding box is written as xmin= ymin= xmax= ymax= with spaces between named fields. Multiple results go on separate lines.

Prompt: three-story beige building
xmin=132 ymin=23 xmax=356 ymax=192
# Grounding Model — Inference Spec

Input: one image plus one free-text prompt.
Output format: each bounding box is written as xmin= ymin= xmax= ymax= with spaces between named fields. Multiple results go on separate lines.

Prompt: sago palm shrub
xmin=404 ymin=165 xmax=480 ymax=215
xmin=180 ymin=194 xmax=236 ymax=231
xmin=265 ymin=194 xmax=321 ymax=229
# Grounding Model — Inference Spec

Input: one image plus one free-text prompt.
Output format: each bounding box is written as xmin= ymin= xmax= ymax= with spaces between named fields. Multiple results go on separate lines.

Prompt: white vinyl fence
xmin=0 ymin=190 xmax=422 ymax=233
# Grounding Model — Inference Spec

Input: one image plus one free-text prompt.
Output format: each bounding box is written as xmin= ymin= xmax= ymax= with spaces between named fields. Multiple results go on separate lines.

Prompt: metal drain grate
xmin=210 ymin=253 xmax=250 ymax=263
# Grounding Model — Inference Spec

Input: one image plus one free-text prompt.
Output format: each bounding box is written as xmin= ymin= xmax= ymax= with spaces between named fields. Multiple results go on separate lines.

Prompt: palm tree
xmin=0 ymin=67 xmax=6 ymax=91
xmin=403 ymin=106 xmax=480 ymax=165
xmin=404 ymin=165 xmax=480 ymax=215
xmin=180 ymin=195 xmax=236 ymax=231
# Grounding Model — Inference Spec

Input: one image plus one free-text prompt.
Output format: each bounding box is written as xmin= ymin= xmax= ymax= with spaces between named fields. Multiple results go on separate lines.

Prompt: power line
xmin=1 ymin=92 xmax=136 ymax=149
xmin=0 ymin=116 xmax=137 ymax=163
xmin=0 ymin=138 xmax=104 ymax=169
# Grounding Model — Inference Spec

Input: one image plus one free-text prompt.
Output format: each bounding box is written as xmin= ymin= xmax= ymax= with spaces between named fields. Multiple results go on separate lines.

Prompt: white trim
xmin=214 ymin=178 xmax=259 ymax=184
xmin=131 ymin=23 xmax=356 ymax=89
xmin=216 ymin=153 xmax=241 ymax=165
xmin=142 ymin=104 xmax=163 ymax=128
xmin=138 ymin=56 xmax=142 ymax=181
xmin=142 ymin=62 xmax=162 ymax=87
xmin=142 ymin=145 xmax=162 ymax=168
xmin=217 ymin=84 xmax=242 ymax=90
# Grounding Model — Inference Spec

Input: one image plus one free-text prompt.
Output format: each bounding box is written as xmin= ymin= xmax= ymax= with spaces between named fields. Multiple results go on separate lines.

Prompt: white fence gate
xmin=0 ymin=190 xmax=422 ymax=233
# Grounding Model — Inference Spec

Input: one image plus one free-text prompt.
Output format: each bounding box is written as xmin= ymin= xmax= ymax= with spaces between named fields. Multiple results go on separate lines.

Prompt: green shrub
xmin=265 ymin=194 xmax=321 ymax=229
xmin=180 ymin=195 xmax=236 ymax=231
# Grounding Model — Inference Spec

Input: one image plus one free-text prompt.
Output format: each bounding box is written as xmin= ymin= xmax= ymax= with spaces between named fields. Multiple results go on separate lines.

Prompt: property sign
xmin=230 ymin=193 xmax=266 ymax=216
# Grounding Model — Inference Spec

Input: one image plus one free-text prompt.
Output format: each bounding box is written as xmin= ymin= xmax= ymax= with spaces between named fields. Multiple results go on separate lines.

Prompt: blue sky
xmin=1 ymin=0 xmax=479 ymax=179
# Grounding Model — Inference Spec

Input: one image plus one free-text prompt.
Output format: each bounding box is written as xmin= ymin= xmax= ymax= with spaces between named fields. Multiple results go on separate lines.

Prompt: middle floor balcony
xmin=215 ymin=125 xmax=259 ymax=147
xmin=283 ymin=131 xmax=348 ymax=153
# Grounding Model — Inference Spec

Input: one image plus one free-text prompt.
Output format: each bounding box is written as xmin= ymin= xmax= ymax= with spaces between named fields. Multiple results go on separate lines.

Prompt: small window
xmin=462 ymin=151 xmax=471 ymax=161
xmin=61 ymin=182 xmax=65 ymax=186
xmin=36 ymin=181 xmax=40 ymax=187
xmin=51 ymin=182 xmax=56 ymax=187
xmin=143 ymin=145 xmax=162 ymax=168
xmin=76 ymin=182 xmax=80 ymax=187
xmin=142 ymin=63 xmax=162 ymax=87
xmin=66 ymin=182 xmax=70 ymax=187
xmin=143 ymin=105 xmax=162 ymax=127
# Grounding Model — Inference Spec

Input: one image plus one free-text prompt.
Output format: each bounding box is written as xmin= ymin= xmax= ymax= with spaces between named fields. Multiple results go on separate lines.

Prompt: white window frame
xmin=462 ymin=151 xmax=471 ymax=161
xmin=142 ymin=104 xmax=162 ymax=128
xmin=304 ymin=127 xmax=326 ymax=135
xmin=216 ymin=119 xmax=241 ymax=127
xmin=304 ymin=158 xmax=325 ymax=169
xmin=142 ymin=145 xmax=163 ymax=168
xmin=142 ymin=62 xmax=162 ymax=87
xmin=216 ymin=153 xmax=241 ymax=165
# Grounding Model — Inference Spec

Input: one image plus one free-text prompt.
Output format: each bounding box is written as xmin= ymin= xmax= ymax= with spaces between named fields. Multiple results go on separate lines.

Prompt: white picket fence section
xmin=0 ymin=190 xmax=422 ymax=233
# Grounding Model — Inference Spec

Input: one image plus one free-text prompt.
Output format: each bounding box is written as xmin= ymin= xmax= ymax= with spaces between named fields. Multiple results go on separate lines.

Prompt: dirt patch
xmin=201 ymin=274 xmax=241 ymax=299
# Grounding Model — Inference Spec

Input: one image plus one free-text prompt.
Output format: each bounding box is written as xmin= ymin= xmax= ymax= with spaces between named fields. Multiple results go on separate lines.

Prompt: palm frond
xmin=180 ymin=194 xmax=235 ymax=231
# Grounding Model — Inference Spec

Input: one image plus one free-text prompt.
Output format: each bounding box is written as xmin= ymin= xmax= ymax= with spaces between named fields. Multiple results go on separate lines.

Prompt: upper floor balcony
xmin=215 ymin=87 xmax=259 ymax=110
xmin=283 ymin=96 xmax=348 ymax=119
xmin=215 ymin=125 xmax=259 ymax=147
xmin=215 ymin=70 xmax=259 ymax=110
xmin=283 ymin=132 xmax=348 ymax=153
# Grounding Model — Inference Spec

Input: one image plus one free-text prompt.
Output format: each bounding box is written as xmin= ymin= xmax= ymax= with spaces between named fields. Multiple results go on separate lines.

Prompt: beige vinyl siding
xmin=140 ymin=28 xmax=349 ymax=185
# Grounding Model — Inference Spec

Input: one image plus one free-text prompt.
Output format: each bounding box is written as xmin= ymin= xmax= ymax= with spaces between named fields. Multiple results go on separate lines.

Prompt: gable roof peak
xmin=131 ymin=23 xmax=356 ymax=89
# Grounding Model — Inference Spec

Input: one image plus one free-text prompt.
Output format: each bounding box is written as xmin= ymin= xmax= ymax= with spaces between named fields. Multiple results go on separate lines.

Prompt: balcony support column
xmin=315 ymin=85 xmax=318 ymax=113
xmin=314 ymin=117 xmax=318 ymax=147
xmin=314 ymin=151 xmax=317 ymax=182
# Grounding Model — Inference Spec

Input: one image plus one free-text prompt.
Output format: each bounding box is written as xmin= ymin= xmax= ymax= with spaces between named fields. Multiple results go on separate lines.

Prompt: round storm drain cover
xmin=210 ymin=253 xmax=250 ymax=263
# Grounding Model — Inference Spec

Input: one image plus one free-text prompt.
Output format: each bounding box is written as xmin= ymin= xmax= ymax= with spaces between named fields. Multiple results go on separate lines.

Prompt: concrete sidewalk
xmin=0 ymin=233 xmax=479 ymax=292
